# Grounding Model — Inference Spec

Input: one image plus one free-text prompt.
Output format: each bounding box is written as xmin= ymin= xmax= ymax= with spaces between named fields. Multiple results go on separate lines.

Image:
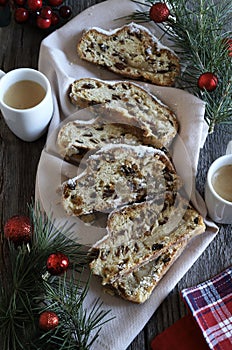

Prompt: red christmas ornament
xmin=40 ymin=6 xmax=52 ymax=19
xmin=39 ymin=311 xmax=59 ymax=331
xmin=27 ymin=0 xmax=42 ymax=11
xmin=14 ymin=7 xmax=29 ymax=23
xmin=36 ymin=15 xmax=51 ymax=29
xmin=51 ymin=11 xmax=59 ymax=26
xmin=149 ymin=2 xmax=170 ymax=23
xmin=59 ymin=5 xmax=72 ymax=19
xmin=46 ymin=252 xmax=69 ymax=275
xmin=4 ymin=215 xmax=32 ymax=245
xmin=0 ymin=0 xmax=9 ymax=6
xmin=226 ymin=39 xmax=232 ymax=57
xmin=14 ymin=0 xmax=26 ymax=5
xmin=197 ymin=72 xmax=218 ymax=92
xmin=48 ymin=0 xmax=63 ymax=6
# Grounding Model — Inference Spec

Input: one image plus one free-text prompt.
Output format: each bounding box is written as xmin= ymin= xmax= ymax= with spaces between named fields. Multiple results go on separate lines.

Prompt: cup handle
xmin=0 ymin=69 xmax=5 ymax=79
xmin=226 ymin=141 xmax=232 ymax=155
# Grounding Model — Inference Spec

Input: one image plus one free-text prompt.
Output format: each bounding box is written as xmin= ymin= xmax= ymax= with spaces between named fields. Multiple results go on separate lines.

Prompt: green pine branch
xmin=0 ymin=204 xmax=113 ymax=350
xmin=128 ymin=0 xmax=232 ymax=132
xmin=32 ymin=270 xmax=114 ymax=350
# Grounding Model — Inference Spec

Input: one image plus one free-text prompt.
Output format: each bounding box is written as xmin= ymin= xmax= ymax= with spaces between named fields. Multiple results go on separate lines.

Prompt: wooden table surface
xmin=0 ymin=1 xmax=231 ymax=349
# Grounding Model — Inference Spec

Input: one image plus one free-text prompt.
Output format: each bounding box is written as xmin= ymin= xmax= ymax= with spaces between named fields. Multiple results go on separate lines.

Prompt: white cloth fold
xmin=36 ymin=0 xmax=218 ymax=348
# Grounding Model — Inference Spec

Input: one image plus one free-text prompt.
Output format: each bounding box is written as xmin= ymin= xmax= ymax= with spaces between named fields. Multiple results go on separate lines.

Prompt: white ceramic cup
xmin=205 ymin=141 xmax=232 ymax=224
xmin=0 ymin=68 xmax=53 ymax=142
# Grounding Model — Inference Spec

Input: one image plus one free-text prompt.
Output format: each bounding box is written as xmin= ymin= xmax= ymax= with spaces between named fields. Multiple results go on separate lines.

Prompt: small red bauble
xmin=48 ymin=0 xmax=63 ymax=7
xmin=40 ymin=6 xmax=52 ymax=19
xmin=4 ymin=215 xmax=32 ymax=244
xmin=36 ymin=15 xmax=51 ymax=29
xmin=0 ymin=0 xmax=9 ymax=6
xmin=197 ymin=72 xmax=218 ymax=92
xmin=39 ymin=311 xmax=59 ymax=331
xmin=149 ymin=2 xmax=170 ymax=23
xmin=46 ymin=252 xmax=69 ymax=275
xmin=27 ymin=0 xmax=42 ymax=11
xmin=226 ymin=39 xmax=232 ymax=57
xmin=14 ymin=0 xmax=25 ymax=5
xmin=51 ymin=11 xmax=59 ymax=26
xmin=14 ymin=7 xmax=29 ymax=23
xmin=59 ymin=5 xmax=72 ymax=19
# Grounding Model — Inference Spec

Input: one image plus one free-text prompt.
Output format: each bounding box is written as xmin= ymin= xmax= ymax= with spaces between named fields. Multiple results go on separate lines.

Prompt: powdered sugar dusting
xmin=86 ymin=22 xmax=176 ymax=53
xmin=90 ymin=143 xmax=162 ymax=159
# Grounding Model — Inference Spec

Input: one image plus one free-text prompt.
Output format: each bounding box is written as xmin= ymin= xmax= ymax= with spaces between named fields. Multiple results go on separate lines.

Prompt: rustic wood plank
xmin=0 ymin=2 xmax=231 ymax=349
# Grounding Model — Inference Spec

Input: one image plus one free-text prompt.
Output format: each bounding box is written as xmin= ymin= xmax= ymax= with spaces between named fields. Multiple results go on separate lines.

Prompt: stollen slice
xmin=57 ymin=118 xmax=164 ymax=165
xmin=69 ymin=78 xmax=178 ymax=147
xmin=61 ymin=144 xmax=181 ymax=216
xmin=89 ymin=194 xmax=205 ymax=286
xmin=105 ymin=241 xmax=186 ymax=304
xmin=77 ymin=22 xmax=180 ymax=86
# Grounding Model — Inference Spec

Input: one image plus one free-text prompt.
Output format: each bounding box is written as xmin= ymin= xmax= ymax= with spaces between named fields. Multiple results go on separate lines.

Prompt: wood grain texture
xmin=0 ymin=1 xmax=231 ymax=349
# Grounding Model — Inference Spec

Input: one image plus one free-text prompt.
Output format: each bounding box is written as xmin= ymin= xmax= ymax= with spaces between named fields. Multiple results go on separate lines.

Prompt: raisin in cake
xmin=77 ymin=23 xmax=180 ymax=86
xmin=57 ymin=118 xmax=163 ymax=165
xmin=89 ymin=194 xmax=205 ymax=287
xmin=69 ymin=78 xmax=178 ymax=147
xmin=61 ymin=144 xmax=181 ymax=216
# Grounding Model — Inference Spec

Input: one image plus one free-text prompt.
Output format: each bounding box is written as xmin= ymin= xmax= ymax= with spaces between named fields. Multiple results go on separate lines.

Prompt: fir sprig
xmin=128 ymin=0 xmax=232 ymax=131
xmin=0 ymin=205 xmax=113 ymax=350
xmin=32 ymin=270 xmax=114 ymax=350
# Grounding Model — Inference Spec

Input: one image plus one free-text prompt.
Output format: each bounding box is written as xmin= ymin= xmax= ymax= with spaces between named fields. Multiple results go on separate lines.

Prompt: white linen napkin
xmin=36 ymin=0 xmax=219 ymax=348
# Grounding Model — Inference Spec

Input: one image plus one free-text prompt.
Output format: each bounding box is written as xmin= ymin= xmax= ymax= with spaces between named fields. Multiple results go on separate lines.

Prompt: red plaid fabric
xmin=181 ymin=266 xmax=232 ymax=350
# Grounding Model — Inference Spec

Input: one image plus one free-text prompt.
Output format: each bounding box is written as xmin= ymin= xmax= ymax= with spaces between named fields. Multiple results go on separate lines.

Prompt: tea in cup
xmin=205 ymin=142 xmax=232 ymax=224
